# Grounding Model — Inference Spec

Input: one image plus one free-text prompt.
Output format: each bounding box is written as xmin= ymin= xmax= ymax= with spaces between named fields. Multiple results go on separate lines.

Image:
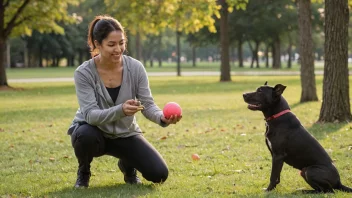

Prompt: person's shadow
xmin=46 ymin=183 xmax=155 ymax=198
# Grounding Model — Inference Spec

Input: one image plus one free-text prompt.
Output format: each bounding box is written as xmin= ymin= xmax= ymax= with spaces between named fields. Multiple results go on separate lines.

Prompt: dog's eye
xmin=257 ymin=89 xmax=262 ymax=92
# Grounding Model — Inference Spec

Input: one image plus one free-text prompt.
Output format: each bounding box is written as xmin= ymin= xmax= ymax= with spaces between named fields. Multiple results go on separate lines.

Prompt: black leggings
xmin=71 ymin=123 xmax=168 ymax=183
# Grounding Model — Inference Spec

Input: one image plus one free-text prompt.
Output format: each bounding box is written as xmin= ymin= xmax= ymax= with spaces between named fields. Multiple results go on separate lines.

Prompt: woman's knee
xmin=71 ymin=124 xmax=103 ymax=149
xmin=143 ymin=165 xmax=169 ymax=183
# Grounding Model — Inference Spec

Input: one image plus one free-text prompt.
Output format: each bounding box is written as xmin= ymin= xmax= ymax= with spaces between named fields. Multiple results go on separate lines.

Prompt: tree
xmin=297 ymin=0 xmax=318 ymax=102
xmin=164 ymin=0 xmax=221 ymax=76
xmin=318 ymin=0 xmax=351 ymax=122
xmin=0 ymin=0 xmax=79 ymax=88
xmin=218 ymin=0 xmax=231 ymax=81
xmin=218 ymin=0 xmax=247 ymax=81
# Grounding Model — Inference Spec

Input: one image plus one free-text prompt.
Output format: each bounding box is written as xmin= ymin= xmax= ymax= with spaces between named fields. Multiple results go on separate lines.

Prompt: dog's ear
xmin=273 ymin=84 xmax=286 ymax=96
xmin=264 ymin=81 xmax=268 ymax=85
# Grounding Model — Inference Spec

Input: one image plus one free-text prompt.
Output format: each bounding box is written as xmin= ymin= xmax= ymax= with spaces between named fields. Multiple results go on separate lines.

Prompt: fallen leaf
xmin=160 ymin=136 xmax=167 ymax=140
xmin=49 ymin=157 xmax=55 ymax=161
xmin=192 ymin=154 xmax=200 ymax=161
xmin=0 ymin=128 xmax=4 ymax=132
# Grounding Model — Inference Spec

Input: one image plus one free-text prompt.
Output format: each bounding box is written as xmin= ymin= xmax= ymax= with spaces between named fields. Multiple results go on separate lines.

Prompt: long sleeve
xmin=74 ymin=70 xmax=126 ymax=125
xmin=135 ymin=63 xmax=168 ymax=127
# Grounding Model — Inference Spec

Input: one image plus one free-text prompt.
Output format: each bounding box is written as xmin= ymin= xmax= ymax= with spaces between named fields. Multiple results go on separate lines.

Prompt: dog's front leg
xmin=266 ymin=153 xmax=285 ymax=192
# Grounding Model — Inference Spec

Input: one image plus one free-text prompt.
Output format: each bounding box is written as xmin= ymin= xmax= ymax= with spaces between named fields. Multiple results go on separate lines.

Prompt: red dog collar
xmin=265 ymin=109 xmax=291 ymax=121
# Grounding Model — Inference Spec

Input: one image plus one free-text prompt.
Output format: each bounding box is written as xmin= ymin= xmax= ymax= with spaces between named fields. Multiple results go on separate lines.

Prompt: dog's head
xmin=243 ymin=82 xmax=286 ymax=111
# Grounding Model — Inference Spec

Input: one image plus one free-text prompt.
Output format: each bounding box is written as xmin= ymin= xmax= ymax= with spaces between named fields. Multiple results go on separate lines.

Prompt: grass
xmin=5 ymin=61 xmax=325 ymax=79
xmin=1 ymin=76 xmax=352 ymax=197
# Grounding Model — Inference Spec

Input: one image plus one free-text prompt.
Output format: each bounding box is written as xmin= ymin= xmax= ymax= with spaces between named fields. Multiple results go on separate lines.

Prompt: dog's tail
xmin=337 ymin=183 xmax=352 ymax=193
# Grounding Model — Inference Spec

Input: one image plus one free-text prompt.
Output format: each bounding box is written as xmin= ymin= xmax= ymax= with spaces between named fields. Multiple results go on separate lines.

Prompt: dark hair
xmin=87 ymin=15 xmax=127 ymax=57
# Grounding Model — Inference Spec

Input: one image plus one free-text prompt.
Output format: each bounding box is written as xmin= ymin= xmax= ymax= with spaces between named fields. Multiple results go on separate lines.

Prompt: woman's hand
xmin=161 ymin=114 xmax=182 ymax=125
xmin=122 ymin=99 xmax=142 ymax=116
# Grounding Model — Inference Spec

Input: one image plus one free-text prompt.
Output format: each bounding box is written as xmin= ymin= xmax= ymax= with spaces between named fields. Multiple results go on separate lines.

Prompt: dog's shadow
xmin=46 ymin=183 xmax=155 ymax=197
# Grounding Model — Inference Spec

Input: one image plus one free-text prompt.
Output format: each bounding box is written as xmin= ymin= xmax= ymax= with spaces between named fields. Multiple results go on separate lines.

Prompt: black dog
xmin=243 ymin=82 xmax=352 ymax=193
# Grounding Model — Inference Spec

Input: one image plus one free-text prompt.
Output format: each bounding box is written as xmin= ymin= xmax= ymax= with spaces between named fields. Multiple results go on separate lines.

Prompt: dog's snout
xmin=243 ymin=93 xmax=249 ymax=99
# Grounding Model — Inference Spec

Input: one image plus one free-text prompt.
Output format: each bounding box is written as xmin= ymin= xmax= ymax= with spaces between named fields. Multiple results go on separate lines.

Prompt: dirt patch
xmin=0 ymin=85 xmax=24 ymax=91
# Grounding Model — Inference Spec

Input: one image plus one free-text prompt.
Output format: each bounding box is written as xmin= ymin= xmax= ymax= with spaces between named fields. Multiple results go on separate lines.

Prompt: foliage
xmin=105 ymin=0 xmax=247 ymax=36
xmin=6 ymin=0 xmax=80 ymax=37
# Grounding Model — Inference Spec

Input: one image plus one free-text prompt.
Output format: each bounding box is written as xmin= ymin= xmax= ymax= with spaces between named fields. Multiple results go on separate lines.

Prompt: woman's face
xmin=96 ymin=30 xmax=126 ymax=64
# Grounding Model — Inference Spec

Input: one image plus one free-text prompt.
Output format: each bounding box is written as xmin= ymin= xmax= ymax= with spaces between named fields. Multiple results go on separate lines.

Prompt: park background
xmin=1 ymin=0 xmax=352 ymax=197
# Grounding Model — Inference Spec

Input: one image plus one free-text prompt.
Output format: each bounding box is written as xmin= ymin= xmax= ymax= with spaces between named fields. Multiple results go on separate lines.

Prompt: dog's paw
xmin=264 ymin=184 xmax=276 ymax=192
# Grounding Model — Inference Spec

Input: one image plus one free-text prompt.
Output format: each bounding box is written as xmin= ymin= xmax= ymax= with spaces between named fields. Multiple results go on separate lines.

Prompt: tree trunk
xmin=136 ymin=32 xmax=142 ymax=61
xmin=319 ymin=0 xmax=351 ymax=122
xmin=238 ymin=38 xmax=243 ymax=67
xmin=39 ymin=44 xmax=43 ymax=67
xmin=150 ymin=55 xmax=154 ymax=67
xmin=24 ymin=40 xmax=28 ymax=68
xmin=287 ymin=33 xmax=292 ymax=68
xmin=220 ymin=1 xmax=231 ymax=81
xmin=272 ymin=35 xmax=281 ymax=69
xmin=298 ymin=0 xmax=318 ymax=102
xmin=5 ymin=40 xmax=10 ymax=68
xmin=78 ymin=50 xmax=83 ymax=64
xmin=265 ymin=43 xmax=269 ymax=68
xmin=157 ymin=34 xmax=162 ymax=67
xmin=247 ymin=40 xmax=260 ymax=68
xmin=0 ymin=38 xmax=8 ymax=86
xmin=247 ymin=40 xmax=254 ymax=68
xmin=192 ymin=46 xmax=196 ymax=67
xmin=176 ymin=31 xmax=181 ymax=76
xmin=158 ymin=57 xmax=162 ymax=67
xmin=254 ymin=40 xmax=260 ymax=68
xmin=231 ymin=46 xmax=235 ymax=66
xmin=143 ymin=56 xmax=147 ymax=67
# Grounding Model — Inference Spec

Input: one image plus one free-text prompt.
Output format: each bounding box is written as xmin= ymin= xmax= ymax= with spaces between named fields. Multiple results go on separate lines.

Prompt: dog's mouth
xmin=247 ymin=103 xmax=261 ymax=110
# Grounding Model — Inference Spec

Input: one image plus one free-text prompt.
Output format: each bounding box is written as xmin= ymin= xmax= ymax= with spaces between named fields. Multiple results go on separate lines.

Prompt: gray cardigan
xmin=68 ymin=55 xmax=167 ymax=138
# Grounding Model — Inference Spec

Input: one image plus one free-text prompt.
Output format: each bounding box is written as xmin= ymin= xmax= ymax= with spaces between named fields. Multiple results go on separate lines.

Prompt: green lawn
xmin=5 ymin=61 xmax=321 ymax=79
xmin=1 ymin=76 xmax=352 ymax=197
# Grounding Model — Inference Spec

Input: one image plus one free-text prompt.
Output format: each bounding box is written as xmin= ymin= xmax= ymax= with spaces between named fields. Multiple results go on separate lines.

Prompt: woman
xmin=68 ymin=15 xmax=182 ymax=188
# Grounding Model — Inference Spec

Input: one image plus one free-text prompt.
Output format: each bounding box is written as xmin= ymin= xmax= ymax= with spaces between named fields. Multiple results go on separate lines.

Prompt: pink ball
xmin=163 ymin=102 xmax=182 ymax=119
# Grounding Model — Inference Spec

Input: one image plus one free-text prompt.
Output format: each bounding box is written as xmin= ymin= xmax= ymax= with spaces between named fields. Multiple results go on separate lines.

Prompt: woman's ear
xmin=94 ymin=40 xmax=100 ymax=49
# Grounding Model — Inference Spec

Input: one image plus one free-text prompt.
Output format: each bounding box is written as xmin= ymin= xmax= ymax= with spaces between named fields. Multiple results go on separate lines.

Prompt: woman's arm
xmin=134 ymin=64 xmax=168 ymax=127
xmin=74 ymin=70 xmax=125 ymax=125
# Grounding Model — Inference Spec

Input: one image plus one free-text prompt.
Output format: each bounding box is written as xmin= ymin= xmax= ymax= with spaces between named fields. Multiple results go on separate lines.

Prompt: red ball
xmin=163 ymin=102 xmax=182 ymax=119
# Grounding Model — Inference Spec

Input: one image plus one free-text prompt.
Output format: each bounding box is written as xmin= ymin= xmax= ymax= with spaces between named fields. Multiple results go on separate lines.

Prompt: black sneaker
xmin=118 ymin=160 xmax=142 ymax=184
xmin=74 ymin=171 xmax=91 ymax=188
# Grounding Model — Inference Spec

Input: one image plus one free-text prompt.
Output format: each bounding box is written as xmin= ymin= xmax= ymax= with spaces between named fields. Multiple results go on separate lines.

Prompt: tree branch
xmin=3 ymin=0 xmax=10 ymax=8
xmin=4 ymin=0 xmax=31 ymax=38
xmin=13 ymin=16 xmax=33 ymax=27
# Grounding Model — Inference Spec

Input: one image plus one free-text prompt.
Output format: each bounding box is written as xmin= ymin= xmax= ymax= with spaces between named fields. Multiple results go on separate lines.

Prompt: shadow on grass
xmin=47 ymin=183 xmax=156 ymax=198
xmin=306 ymin=122 xmax=348 ymax=140
xmin=285 ymin=101 xmax=347 ymax=141
xmin=288 ymin=102 xmax=304 ymax=110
